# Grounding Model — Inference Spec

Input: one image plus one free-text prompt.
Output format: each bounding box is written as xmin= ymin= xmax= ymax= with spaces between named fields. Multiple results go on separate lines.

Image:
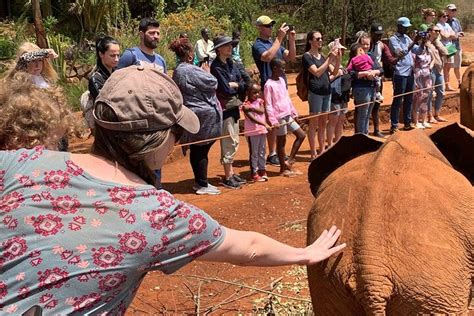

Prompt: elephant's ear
xmin=308 ymin=134 xmax=383 ymax=196
xmin=430 ymin=123 xmax=474 ymax=184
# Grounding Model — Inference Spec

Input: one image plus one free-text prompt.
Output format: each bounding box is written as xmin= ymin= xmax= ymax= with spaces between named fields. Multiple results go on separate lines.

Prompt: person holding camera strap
xmin=252 ymin=15 xmax=296 ymax=167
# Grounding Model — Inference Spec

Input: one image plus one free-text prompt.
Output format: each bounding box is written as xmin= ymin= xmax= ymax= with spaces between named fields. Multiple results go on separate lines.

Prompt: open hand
xmin=305 ymin=225 xmax=346 ymax=265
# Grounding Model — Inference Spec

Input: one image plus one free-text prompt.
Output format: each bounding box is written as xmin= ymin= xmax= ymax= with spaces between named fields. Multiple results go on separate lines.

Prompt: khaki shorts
xmin=220 ymin=117 xmax=240 ymax=164
xmin=444 ymin=55 xmax=454 ymax=65
xmin=277 ymin=115 xmax=301 ymax=136
xmin=453 ymin=49 xmax=462 ymax=69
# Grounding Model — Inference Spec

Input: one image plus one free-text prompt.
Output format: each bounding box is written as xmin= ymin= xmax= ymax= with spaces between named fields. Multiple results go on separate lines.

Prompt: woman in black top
xmin=88 ymin=36 xmax=120 ymax=100
xmin=302 ymin=31 xmax=340 ymax=160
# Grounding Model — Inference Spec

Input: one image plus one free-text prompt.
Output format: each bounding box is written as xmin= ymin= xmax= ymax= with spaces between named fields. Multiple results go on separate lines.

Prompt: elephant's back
xmin=307 ymin=137 xmax=474 ymax=314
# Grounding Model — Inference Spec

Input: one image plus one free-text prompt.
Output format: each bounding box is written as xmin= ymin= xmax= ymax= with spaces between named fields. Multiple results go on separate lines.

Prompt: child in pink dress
xmin=243 ymin=83 xmax=270 ymax=182
xmin=265 ymin=58 xmax=306 ymax=177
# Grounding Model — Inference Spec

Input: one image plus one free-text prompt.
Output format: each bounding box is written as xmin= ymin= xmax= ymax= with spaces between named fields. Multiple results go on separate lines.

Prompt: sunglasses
xmin=450 ymin=9 xmax=457 ymax=12
xmin=313 ymin=37 xmax=323 ymax=41
xmin=262 ymin=24 xmax=273 ymax=29
xmin=442 ymin=15 xmax=448 ymax=18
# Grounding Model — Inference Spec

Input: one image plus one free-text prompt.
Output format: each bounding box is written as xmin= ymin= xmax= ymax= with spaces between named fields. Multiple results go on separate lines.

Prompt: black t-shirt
xmin=302 ymin=52 xmax=331 ymax=95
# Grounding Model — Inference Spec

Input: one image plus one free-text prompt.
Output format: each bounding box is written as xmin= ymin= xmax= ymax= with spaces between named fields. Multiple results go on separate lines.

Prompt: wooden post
xmin=32 ymin=0 xmax=48 ymax=48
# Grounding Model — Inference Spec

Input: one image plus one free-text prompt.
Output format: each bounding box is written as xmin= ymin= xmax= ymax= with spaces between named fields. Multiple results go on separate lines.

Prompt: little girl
xmin=243 ymin=83 xmax=270 ymax=182
xmin=265 ymin=58 xmax=306 ymax=177
xmin=347 ymin=45 xmax=383 ymax=101
xmin=412 ymin=38 xmax=434 ymax=129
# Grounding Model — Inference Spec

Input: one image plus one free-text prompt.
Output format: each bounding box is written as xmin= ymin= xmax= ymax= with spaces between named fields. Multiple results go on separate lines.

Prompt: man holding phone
xmin=252 ymin=15 xmax=296 ymax=166
xmin=446 ymin=3 xmax=464 ymax=88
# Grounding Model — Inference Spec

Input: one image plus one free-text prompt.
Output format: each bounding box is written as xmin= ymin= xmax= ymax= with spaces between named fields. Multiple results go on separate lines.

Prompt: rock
xmin=462 ymin=52 xmax=474 ymax=67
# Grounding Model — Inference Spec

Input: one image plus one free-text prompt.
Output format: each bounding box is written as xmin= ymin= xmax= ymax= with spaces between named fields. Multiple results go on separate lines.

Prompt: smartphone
xmin=334 ymin=38 xmax=341 ymax=49
xmin=287 ymin=25 xmax=294 ymax=31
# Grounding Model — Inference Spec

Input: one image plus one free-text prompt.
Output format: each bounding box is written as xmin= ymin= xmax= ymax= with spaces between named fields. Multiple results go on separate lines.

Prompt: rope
xmin=174 ymin=83 xmax=446 ymax=148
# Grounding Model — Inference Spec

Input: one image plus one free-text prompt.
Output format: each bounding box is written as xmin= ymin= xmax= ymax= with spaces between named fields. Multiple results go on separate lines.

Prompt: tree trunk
xmin=32 ymin=0 xmax=48 ymax=48
xmin=41 ymin=0 xmax=53 ymax=17
xmin=341 ymin=0 xmax=348 ymax=46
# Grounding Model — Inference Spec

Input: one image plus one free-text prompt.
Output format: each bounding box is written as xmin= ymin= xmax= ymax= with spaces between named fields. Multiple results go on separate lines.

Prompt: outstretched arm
xmin=198 ymin=225 xmax=346 ymax=266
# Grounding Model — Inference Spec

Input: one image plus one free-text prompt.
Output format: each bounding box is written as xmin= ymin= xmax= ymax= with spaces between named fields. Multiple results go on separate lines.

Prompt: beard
xmin=144 ymin=37 xmax=158 ymax=49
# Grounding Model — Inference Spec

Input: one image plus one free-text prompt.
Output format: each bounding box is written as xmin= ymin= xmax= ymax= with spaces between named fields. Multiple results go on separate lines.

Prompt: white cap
xmin=446 ymin=3 xmax=457 ymax=10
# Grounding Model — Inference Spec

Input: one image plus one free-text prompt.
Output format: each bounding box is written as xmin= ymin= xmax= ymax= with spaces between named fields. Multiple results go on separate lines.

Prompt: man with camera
xmin=446 ymin=3 xmax=464 ymax=89
xmin=252 ymin=15 xmax=296 ymax=166
xmin=388 ymin=17 xmax=423 ymax=133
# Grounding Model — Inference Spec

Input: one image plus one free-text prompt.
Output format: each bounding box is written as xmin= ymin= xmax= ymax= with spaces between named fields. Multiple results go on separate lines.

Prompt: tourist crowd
xmin=1 ymin=4 xmax=465 ymax=194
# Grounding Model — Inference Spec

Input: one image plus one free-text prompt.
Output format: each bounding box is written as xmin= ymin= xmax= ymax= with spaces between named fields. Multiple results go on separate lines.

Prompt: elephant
xmin=306 ymin=124 xmax=473 ymax=315
xmin=460 ymin=63 xmax=474 ymax=130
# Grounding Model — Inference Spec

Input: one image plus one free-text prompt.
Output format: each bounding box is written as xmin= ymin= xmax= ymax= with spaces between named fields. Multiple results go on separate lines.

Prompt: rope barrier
xmin=174 ymin=82 xmax=446 ymax=148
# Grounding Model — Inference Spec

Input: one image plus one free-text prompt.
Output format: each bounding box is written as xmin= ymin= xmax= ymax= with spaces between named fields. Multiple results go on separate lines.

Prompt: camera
xmin=418 ymin=31 xmax=428 ymax=38
xmin=287 ymin=24 xmax=295 ymax=31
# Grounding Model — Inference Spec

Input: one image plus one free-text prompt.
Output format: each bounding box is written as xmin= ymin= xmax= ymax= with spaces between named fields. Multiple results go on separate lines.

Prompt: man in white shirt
xmin=195 ymin=28 xmax=216 ymax=66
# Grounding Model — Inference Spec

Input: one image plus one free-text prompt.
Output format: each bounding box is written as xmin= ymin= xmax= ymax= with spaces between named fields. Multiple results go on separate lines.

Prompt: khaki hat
xmin=94 ymin=66 xmax=199 ymax=134
xmin=256 ymin=15 xmax=275 ymax=26
xmin=446 ymin=3 xmax=457 ymax=10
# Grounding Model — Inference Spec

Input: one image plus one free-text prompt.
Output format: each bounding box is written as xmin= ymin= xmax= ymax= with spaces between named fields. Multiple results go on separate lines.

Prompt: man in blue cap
xmin=388 ymin=17 xmax=422 ymax=133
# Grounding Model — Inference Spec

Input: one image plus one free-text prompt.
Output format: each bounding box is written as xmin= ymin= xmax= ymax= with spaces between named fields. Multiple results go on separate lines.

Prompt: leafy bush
xmin=48 ymin=33 xmax=73 ymax=80
xmin=59 ymin=80 xmax=88 ymax=112
xmin=0 ymin=38 xmax=16 ymax=60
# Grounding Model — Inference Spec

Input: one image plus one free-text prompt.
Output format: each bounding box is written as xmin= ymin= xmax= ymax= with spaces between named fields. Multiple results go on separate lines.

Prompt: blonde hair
xmin=0 ymin=73 xmax=75 ymax=150
xmin=8 ymin=42 xmax=58 ymax=83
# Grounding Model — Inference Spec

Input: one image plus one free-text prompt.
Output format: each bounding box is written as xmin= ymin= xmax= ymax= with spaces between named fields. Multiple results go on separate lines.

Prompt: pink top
xmin=347 ymin=54 xmax=374 ymax=72
xmin=264 ymin=77 xmax=297 ymax=126
xmin=243 ymin=98 xmax=268 ymax=136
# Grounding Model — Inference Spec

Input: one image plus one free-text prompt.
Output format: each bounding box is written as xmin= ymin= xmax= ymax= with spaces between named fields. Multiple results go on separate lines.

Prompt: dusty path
xmin=68 ymin=35 xmax=473 ymax=315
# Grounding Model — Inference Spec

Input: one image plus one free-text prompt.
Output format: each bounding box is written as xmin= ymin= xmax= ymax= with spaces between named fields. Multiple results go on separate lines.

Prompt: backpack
xmin=296 ymin=54 xmax=309 ymax=101
xmin=296 ymin=69 xmax=308 ymax=102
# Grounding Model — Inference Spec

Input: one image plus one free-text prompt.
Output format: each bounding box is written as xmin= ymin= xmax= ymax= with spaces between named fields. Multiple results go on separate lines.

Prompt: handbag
xmin=220 ymin=94 xmax=242 ymax=110
xmin=445 ymin=43 xmax=457 ymax=57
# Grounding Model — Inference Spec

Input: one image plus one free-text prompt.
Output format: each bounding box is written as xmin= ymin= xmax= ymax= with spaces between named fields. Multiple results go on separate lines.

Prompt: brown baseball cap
xmin=94 ymin=65 xmax=199 ymax=134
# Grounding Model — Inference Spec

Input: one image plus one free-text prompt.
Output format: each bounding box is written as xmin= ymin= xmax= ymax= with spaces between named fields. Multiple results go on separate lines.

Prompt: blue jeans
xmin=391 ymin=74 xmax=414 ymax=128
xmin=427 ymin=68 xmax=445 ymax=114
xmin=353 ymin=86 xmax=375 ymax=135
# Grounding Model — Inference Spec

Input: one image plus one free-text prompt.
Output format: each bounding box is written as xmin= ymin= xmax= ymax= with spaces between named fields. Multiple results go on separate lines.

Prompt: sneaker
xmin=403 ymin=124 xmax=415 ymax=131
xmin=422 ymin=122 xmax=432 ymax=129
xmin=232 ymin=174 xmax=247 ymax=184
xmin=257 ymin=170 xmax=269 ymax=181
xmin=222 ymin=177 xmax=241 ymax=189
xmin=434 ymin=116 xmax=448 ymax=122
xmin=280 ymin=170 xmax=297 ymax=177
xmin=373 ymin=131 xmax=384 ymax=138
xmin=195 ymin=185 xmax=221 ymax=195
xmin=266 ymin=154 xmax=280 ymax=166
xmin=389 ymin=127 xmax=399 ymax=134
xmin=415 ymin=122 xmax=425 ymax=129
xmin=375 ymin=92 xmax=384 ymax=102
xmin=193 ymin=182 xmax=219 ymax=191
xmin=251 ymin=173 xmax=266 ymax=182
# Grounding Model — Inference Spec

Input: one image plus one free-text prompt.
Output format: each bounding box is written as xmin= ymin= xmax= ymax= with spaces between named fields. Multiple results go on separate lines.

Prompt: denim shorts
xmin=277 ymin=115 xmax=300 ymax=136
xmin=330 ymin=102 xmax=348 ymax=116
xmin=308 ymin=91 xmax=331 ymax=114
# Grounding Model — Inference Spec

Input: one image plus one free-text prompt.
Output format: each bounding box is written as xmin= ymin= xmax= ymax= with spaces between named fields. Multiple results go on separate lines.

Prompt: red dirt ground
xmin=68 ymin=35 xmax=473 ymax=315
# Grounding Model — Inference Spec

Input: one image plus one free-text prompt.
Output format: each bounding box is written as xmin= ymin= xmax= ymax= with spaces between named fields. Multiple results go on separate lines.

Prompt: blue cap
xmin=397 ymin=17 xmax=412 ymax=27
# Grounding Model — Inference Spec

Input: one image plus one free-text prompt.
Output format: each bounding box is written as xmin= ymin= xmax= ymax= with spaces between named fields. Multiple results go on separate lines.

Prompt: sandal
xmin=434 ymin=116 xmax=448 ymax=122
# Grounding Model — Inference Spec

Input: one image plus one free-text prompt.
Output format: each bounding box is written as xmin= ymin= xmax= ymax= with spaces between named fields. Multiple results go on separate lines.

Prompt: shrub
xmin=0 ymin=38 xmax=16 ymax=60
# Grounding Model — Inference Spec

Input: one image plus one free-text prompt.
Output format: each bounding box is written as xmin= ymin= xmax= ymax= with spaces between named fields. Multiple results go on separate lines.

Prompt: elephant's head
xmin=308 ymin=123 xmax=474 ymax=196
